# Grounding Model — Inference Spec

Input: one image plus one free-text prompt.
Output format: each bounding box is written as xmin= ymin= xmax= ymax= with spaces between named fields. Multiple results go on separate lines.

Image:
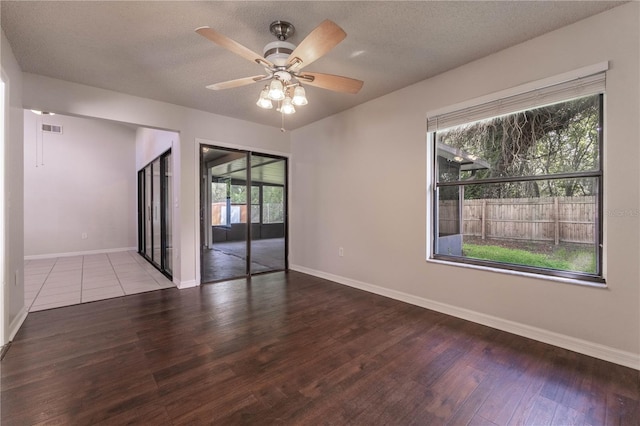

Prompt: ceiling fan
xmin=195 ymin=19 xmax=364 ymax=117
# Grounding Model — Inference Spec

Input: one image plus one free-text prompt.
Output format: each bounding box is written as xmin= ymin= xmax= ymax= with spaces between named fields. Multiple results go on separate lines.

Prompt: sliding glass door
xmin=200 ymin=146 xmax=287 ymax=283
xmin=163 ymin=153 xmax=172 ymax=274
xmin=250 ymin=153 xmax=287 ymax=275
xmin=152 ymin=158 xmax=162 ymax=265
xmin=201 ymin=148 xmax=248 ymax=282
xmin=138 ymin=150 xmax=172 ymax=278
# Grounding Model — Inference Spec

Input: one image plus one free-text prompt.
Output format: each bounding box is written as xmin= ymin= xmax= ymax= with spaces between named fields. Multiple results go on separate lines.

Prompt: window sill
xmin=426 ymin=257 xmax=607 ymax=289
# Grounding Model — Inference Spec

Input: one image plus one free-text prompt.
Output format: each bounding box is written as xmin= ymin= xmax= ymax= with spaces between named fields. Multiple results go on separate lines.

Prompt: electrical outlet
xmin=81 ymin=232 xmax=88 ymax=240
xmin=338 ymin=247 xmax=344 ymax=257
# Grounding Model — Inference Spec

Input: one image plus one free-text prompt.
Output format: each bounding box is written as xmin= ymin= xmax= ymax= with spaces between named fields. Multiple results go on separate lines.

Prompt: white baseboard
xmin=177 ymin=279 xmax=197 ymax=289
xmin=8 ymin=305 xmax=28 ymax=342
xmin=290 ymin=264 xmax=640 ymax=370
xmin=24 ymin=247 xmax=137 ymax=260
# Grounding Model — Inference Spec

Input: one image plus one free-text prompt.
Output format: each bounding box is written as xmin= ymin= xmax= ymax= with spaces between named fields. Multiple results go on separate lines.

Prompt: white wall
xmin=290 ymin=3 xmax=640 ymax=367
xmin=23 ymin=112 xmax=137 ymax=257
xmin=1 ymin=29 xmax=25 ymax=343
xmin=135 ymin=127 xmax=175 ymax=171
xmin=21 ymin=73 xmax=290 ymax=287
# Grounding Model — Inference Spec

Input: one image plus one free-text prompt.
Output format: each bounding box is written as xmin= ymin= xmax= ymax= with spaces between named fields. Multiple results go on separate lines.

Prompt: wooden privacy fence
xmin=439 ymin=196 xmax=596 ymax=245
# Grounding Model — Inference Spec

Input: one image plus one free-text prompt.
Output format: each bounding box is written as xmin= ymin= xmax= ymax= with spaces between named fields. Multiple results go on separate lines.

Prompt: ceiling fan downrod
xmin=264 ymin=21 xmax=297 ymax=67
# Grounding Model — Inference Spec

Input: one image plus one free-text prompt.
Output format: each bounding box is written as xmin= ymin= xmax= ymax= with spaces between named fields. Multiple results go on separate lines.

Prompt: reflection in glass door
xmin=152 ymin=158 xmax=161 ymax=266
xmin=250 ymin=153 xmax=287 ymax=275
xmin=163 ymin=154 xmax=172 ymax=275
xmin=144 ymin=166 xmax=152 ymax=257
xmin=201 ymin=148 xmax=248 ymax=282
xmin=200 ymin=146 xmax=287 ymax=283
xmin=138 ymin=150 xmax=172 ymax=278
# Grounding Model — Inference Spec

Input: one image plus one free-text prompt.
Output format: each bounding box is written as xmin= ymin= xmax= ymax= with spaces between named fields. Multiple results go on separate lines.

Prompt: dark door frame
xmin=199 ymin=144 xmax=289 ymax=284
xmin=137 ymin=149 xmax=172 ymax=279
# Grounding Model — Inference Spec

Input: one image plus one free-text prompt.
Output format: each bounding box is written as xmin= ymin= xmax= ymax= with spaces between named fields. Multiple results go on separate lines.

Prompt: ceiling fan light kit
xmin=196 ymin=19 xmax=363 ymax=124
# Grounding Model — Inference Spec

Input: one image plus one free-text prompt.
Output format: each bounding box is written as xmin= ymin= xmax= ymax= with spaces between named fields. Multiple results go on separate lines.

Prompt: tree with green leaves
xmin=438 ymin=95 xmax=600 ymax=199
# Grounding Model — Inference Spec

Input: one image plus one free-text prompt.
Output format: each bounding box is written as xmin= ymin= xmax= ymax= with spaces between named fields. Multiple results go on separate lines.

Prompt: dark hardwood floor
xmin=2 ymin=271 xmax=638 ymax=425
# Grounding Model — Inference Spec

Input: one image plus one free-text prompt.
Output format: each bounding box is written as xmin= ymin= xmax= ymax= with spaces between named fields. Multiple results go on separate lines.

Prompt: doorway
xmin=138 ymin=149 xmax=172 ymax=278
xmin=200 ymin=145 xmax=287 ymax=283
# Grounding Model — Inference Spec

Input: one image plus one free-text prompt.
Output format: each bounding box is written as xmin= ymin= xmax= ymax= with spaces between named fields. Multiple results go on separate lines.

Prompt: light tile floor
xmin=24 ymin=251 xmax=175 ymax=312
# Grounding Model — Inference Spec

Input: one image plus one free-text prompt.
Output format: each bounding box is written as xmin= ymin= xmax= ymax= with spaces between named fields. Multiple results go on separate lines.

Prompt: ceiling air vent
xmin=42 ymin=123 xmax=63 ymax=134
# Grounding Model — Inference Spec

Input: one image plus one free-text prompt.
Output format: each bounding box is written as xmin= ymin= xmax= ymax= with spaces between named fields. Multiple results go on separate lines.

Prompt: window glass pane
xmin=211 ymin=181 xmax=228 ymax=226
xmin=250 ymin=186 xmax=260 ymax=223
xmin=144 ymin=167 xmax=151 ymax=256
xmin=211 ymin=182 xmax=227 ymax=203
xmin=152 ymin=159 xmax=161 ymax=265
xmin=213 ymin=205 xmax=227 ymax=226
xmin=230 ymin=205 xmax=243 ymax=223
xmin=436 ymin=95 xmax=600 ymax=182
xmin=438 ymin=185 xmax=460 ymax=238
xmin=225 ymin=184 xmax=252 ymax=224
xmin=251 ymin=205 xmax=260 ymax=223
xmin=164 ymin=153 xmax=172 ymax=274
xmin=263 ymin=186 xmax=284 ymax=224
xmin=250 ymin=154 xmax=286 ymax=275
xmin=435 ymin=178 xmax=598 ymax=274
xmin=230 ymin=184 xmax=246 ymax=203
xmin=251 ymin=186 xmax=260 ymax=204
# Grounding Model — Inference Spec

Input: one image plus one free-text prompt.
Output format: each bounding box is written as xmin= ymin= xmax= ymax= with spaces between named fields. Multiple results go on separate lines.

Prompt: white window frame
xmin=426 ymin=63 xmax=608 ymax=285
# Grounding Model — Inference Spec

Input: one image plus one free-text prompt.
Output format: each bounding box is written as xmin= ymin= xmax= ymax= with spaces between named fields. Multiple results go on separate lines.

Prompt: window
xmin=429 ymin=73 xmax=604 ymax=283
xmin=251 ymin=186 xmax=260 ymax=224
xmin=211 ymin=181 xmax=260 ymax=225
xmin=211 ymin=180 xmax=229 ymax=226
xmin=263 ymin=185 xmax=284 ymax=224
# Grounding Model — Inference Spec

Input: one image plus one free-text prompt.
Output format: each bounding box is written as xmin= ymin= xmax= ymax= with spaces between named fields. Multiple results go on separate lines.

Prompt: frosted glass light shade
xmin=268 ymin=79 xmax=285 ymax=101
xmin=292 ymin=85 xmax=308 ymax=106
xmin=280 ymin=97 xmax=296 ymax=114
xmin=256 ymin=87 xmax=273 ymax=109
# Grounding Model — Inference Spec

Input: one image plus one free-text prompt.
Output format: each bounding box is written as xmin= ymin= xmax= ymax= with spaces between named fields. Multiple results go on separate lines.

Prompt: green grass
xmin=553 ymin=247 xmax=596 ymax=273
xmin=463 ymin=244 xmax=572 ymax=270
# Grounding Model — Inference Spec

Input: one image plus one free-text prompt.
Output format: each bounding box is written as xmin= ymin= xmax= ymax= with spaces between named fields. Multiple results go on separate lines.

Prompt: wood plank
xmin=1 ymin=271 xmax=638 ymax=424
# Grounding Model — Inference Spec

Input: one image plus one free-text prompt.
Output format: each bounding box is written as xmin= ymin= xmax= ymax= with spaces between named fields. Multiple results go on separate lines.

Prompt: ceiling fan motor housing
xmin=263 ymin=41 xmax=296 ymax=67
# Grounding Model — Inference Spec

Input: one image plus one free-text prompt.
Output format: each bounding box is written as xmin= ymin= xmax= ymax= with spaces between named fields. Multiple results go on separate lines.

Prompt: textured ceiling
xmin=1 ymin=1 xmax=625 ymax=129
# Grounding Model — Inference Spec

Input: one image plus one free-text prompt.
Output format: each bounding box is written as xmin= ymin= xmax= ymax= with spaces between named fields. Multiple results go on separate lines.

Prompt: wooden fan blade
xmin=299 ymin=72 xmax=363 ymax=94
xmin=206 ymin=75 xmax=268 ymax=90
xmin=287 ymin=20 xmax=346 ymax=71
xmin=196 ymin=26 xmax=273 ymax=68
